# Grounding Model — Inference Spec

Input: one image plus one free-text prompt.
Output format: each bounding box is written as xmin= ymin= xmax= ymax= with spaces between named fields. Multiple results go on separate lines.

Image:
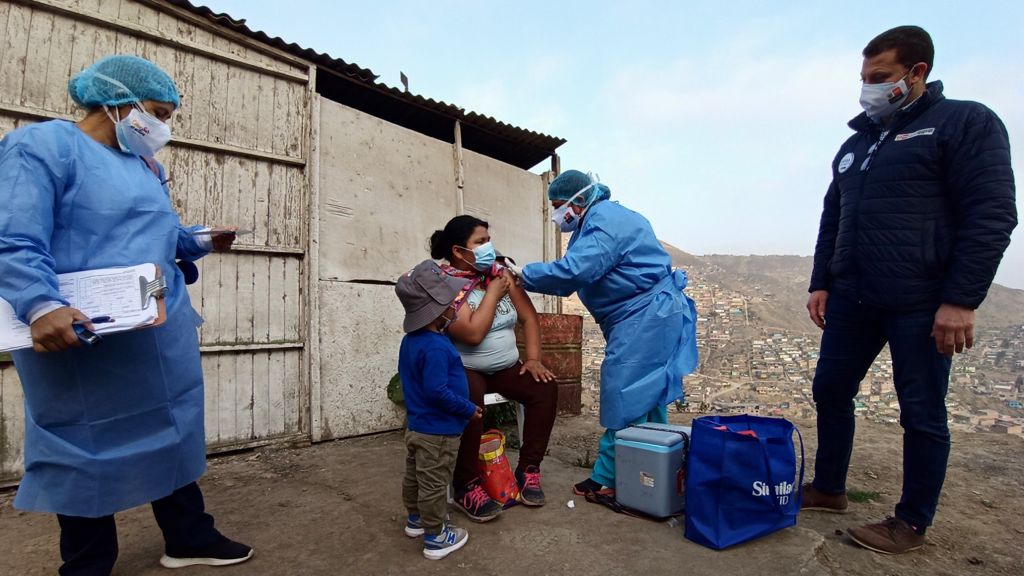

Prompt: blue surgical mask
xmin=467 ymin=241 xmax=496 ymax=272
xmin=551 ymin=183 xmax=596 ymax=233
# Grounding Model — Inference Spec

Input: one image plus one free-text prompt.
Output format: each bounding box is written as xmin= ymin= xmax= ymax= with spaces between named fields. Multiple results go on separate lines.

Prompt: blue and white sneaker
xmin=423 ymin=524 xmax=469 ymax=560
xmin=405 ymin=514 xmax=424 ymax=538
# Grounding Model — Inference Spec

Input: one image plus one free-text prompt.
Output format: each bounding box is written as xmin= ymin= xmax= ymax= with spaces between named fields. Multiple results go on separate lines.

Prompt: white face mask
xmin=95 ymin=73 xmax=173 ymax=157
xmin=551 ymin=183 xmax=596 ymax=233
xmin=104 ymin=105 xmax=172 ymax=157
xmin=859 ymin=73 xmax=911 ymax=121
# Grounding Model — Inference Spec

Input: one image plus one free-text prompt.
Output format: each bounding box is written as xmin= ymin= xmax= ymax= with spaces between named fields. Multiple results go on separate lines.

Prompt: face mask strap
xmin=102 ymin=104 xmax=120 ymax=126
xmin=438 ymin=305 xmax=459 ymax=332
xmin=454 ymin=244 xmax=475 ymax=265
xmin=566 ymin=183 xmax=595 ymax=207
xmin=903 ymin=62 xmax=925 ymax=83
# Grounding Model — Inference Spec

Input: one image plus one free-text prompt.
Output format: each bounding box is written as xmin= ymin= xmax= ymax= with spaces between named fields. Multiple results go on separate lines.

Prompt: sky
xmin=200 ymin=0 xmax=1024 ymax=289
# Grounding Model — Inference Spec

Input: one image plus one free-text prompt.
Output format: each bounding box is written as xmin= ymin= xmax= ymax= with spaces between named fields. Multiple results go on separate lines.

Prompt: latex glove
xmin=505 ymin=260 xmax=523 ymax=278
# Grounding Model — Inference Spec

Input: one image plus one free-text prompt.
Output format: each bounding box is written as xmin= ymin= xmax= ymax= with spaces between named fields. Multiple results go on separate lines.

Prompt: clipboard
xmin=0 ymin=263 xmax=169 ymax=352
xmin=139 ymin=264 xmax=168 ymax=329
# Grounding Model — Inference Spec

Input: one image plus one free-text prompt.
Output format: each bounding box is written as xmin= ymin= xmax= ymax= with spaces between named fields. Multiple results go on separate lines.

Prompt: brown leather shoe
xmin=801 ymin=483 xmax=849 ymax=513
xmin=847 ymin=517 xmax=925 ymax=554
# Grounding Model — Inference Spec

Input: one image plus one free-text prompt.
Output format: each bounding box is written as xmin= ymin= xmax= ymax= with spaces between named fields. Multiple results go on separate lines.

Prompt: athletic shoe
xmin=423 ymin=524 xmax=469 ymax=560
xmin=453 ymin=479 xmax=502 ymax=522
xmin=516 ymin=465 xmax=545 ymax=506
xmin=405 ymin=514 xmax=424 ymax=538
xmin=159 ymin=536 xmax=254 ymax=569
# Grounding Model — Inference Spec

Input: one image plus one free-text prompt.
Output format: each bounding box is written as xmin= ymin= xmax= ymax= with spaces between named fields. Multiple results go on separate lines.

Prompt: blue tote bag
xmin=684 ymin=415 xmax=804 ymax=549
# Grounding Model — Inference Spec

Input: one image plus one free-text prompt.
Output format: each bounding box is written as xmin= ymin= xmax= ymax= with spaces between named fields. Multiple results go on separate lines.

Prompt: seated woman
xmin=430 ymin=215 xmax=558 ymax=522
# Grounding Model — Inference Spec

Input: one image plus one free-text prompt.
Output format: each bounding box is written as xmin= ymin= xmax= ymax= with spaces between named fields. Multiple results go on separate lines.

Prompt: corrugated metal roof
xmin=165 ymin=1 xmax=565 ymax=169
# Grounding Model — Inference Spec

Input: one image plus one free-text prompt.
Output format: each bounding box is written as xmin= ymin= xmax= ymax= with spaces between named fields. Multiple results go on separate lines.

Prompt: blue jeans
xmin=591 ymin=406 xmax=669 ymax=488
xmin=811 ymin=292 xmax=952 ymax=530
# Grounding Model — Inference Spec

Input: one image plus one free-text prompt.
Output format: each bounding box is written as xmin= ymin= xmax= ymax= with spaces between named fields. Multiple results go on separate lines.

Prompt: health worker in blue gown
xmin=518 ymin=170 xmax=699 ymax=495
xmin=0 ymin=55 xmax=253 ymax=575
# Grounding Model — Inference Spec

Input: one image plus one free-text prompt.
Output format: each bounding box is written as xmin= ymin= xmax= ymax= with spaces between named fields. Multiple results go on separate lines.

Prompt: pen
xmin=73 ymin=316 xmax=115 ymax=325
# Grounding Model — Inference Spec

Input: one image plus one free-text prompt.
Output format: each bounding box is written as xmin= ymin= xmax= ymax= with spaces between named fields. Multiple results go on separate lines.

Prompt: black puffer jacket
xmin=810 ymin=81 xmax=1017 ymax=311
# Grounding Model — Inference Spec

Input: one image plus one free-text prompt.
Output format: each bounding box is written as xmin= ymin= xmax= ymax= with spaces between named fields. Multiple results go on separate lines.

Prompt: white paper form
xmin=0 ymin=263 xmax=160 ymax=352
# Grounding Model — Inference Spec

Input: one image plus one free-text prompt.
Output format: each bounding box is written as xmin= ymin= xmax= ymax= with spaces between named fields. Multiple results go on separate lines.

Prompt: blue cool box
xmin=614 ymin=424 xmax=691 ymax=517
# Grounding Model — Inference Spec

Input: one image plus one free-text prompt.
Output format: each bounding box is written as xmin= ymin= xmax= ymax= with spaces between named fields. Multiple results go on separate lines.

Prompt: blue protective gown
xmin=0 ymin=121 xmax=210 ymax=518
xmin=522 ymin=199 xmax=698 ymax=430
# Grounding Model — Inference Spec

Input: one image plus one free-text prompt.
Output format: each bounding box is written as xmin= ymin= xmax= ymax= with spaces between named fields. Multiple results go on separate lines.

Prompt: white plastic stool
xmin=483 ymin=392 xmax=525 ymax=442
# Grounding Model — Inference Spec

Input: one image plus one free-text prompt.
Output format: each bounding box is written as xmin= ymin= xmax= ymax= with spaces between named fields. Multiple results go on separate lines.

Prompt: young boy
xmin=395 ymin=260 xmax=483 ymax=560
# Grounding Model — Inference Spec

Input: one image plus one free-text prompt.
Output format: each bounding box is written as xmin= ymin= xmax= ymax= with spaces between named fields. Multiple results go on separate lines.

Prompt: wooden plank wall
xmin=0 ymin=0 xmax=311 ymax=482
xmin=0 ymin=366 xmax=23 ymax=483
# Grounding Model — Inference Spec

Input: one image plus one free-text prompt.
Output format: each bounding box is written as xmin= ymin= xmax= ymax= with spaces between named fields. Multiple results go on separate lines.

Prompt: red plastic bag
xmin=478 ymin=429 xmax=520 ymax=508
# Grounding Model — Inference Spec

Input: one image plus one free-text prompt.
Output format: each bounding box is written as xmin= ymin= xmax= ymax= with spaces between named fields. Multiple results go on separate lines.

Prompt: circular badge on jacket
xmin=838 ymin=152 xmax=855 ymax=173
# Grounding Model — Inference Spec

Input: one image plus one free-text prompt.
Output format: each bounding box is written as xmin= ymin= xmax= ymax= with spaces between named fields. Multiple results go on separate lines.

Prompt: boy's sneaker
xmin=454 ymin=479 xmax=502 ymax=522
xmin=515 ymin=465 xmax=545 ymax=506
xmin=801 ymin=483 xmax=849 ymax=514
xmin=847 ymin=517 xmax=926 ymax=555
xmin=405 ymin=514 xmax=424 ymax=538
xmin=159 ymin=536 xmax=254 ymax=568
xmin=423 ymin=524 xmax=469 ymax=560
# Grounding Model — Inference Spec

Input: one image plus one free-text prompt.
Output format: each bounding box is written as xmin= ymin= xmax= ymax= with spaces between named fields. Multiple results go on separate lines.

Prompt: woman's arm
xmin=507 ymin=272 xmax=555 ymax=383
xmin=509 ymin=279 xmax=542 ymax=362
xmin=0 ymin=134 xmax=67 ymax=323
xmin=446 ymin=274 xmax=510 ymax=347
xmin=0 ymin=129 xmax=91 ymax=351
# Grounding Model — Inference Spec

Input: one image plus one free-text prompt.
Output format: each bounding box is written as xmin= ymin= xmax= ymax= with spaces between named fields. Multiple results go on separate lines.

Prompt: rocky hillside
xmin=661 ymin=242 xmax=1024 ymax=332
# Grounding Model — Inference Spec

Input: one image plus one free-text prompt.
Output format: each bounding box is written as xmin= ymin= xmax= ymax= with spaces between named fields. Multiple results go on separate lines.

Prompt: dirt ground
xmin=1 ymin=414 xmax=1022 ymax=576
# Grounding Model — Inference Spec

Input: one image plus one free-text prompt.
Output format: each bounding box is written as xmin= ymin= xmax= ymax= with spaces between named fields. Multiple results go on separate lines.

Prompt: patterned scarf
xmin=440 ymin=263 xmax=504 ymax=311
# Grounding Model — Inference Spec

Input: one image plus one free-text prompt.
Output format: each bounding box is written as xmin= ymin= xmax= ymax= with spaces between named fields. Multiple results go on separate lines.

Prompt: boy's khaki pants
xmin=403 ymin=430 xmax=461 ymax=535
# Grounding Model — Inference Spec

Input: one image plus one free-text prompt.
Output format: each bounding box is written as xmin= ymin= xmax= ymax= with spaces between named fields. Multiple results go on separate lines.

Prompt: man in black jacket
xmin=802 ymin=26 xmax=1017 ymax=554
